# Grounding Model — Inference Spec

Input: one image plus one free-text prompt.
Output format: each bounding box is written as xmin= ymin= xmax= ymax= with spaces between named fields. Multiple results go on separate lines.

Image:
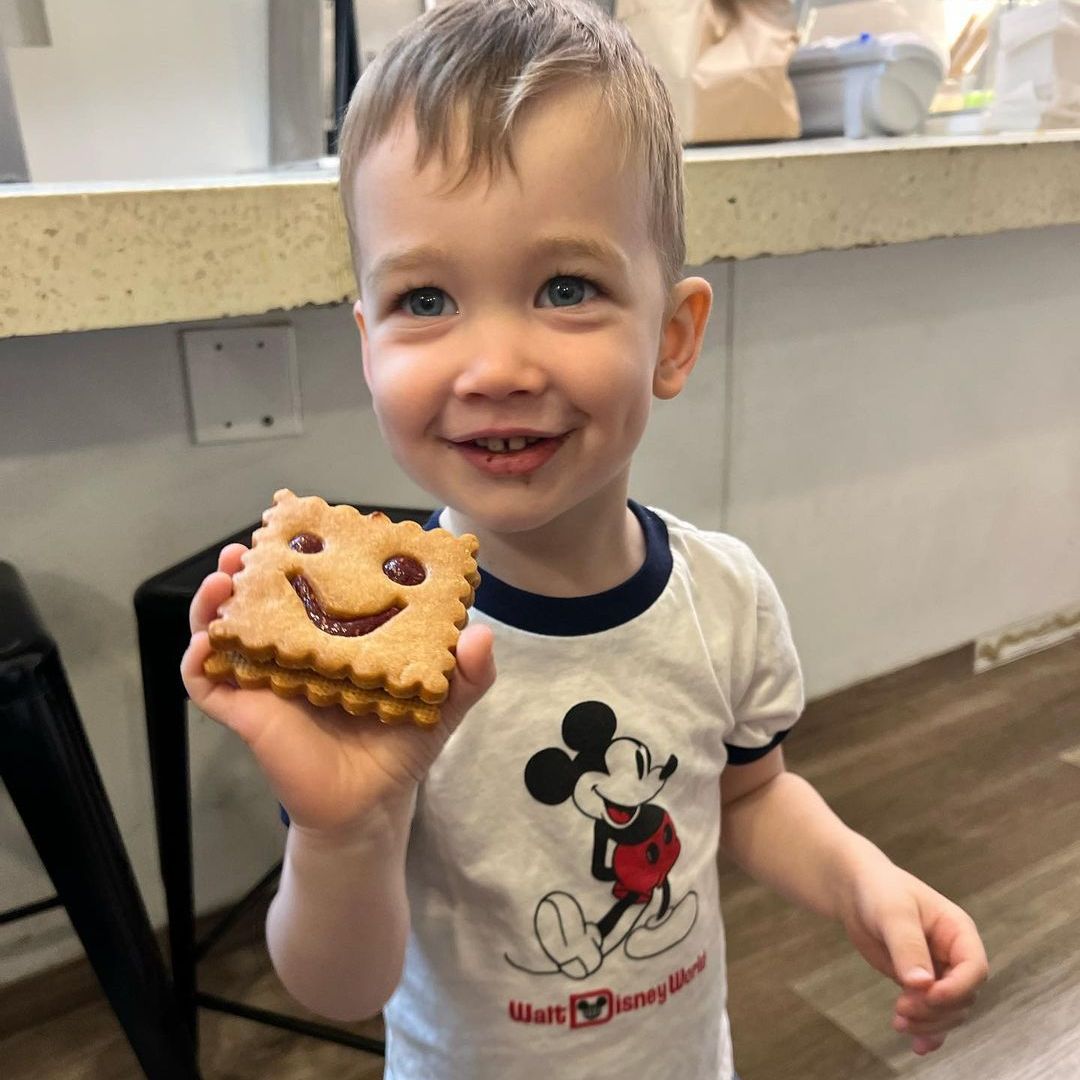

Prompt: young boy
xmin=182 ymin=1 xmax=988 ymax=1076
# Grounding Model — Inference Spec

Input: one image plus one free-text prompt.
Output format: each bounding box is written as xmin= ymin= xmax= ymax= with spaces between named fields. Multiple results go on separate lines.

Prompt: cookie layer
xmin=205 ymin=649 xmax=441 ymax=727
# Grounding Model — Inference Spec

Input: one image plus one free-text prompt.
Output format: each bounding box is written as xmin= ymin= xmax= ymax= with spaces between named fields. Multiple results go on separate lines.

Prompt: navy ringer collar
xmin=424 ymin=500 xmax=672 ymax=636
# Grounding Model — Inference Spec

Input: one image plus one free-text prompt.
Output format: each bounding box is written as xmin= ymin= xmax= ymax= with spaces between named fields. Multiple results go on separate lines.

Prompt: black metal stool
xmin=0 ymin=561 xmax=199 ymax=1079
xmin=134 ymin=503 xmax=430 ymax=1058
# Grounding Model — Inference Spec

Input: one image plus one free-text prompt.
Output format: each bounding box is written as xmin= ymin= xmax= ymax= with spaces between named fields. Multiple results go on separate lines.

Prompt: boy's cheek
xmin=367 ymin=372 xmax=437 ymax=444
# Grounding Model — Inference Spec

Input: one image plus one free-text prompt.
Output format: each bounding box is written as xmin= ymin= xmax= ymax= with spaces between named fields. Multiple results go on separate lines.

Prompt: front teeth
xmin=472 ymin=436 xmax=541 ymax=453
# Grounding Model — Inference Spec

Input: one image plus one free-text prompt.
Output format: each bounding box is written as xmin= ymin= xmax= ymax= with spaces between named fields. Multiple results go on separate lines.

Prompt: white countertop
xmin=2 ymin=131 xmax=1078 ymax=338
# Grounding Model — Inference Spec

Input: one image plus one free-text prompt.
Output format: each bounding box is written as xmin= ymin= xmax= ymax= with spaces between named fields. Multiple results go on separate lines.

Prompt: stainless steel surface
xmin=268 ymin=0 xmax=335 ymax=166
xmin=352 ymin=0 xmax=423 ymax=70
xmin=0 ymin=46 xmax=29 ymax=182
xmin=0 ymin=0 xmax=50 ymax=182
xmin=0 ymin=0 xmax=51 ymax=47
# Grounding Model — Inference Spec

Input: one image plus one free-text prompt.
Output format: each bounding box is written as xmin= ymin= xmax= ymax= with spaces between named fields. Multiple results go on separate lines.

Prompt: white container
xmin=789 ymin=32 xmax=946 ymax=137
xmin=985 ymin=0 xmax=1080 ymax=132
xmin=995 ymin=0 xmax=1080 ymax=94
xmin=802 ymin=0 xmax=949 ymax=59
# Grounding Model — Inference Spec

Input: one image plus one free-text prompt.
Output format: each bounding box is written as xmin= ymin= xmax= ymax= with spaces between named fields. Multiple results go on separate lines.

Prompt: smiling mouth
xmin=458 ymin=434 xmax=560 ymax=454
xmin=449 ymin=432 xmax=570 ymax=478
xmin=602 ymin=798 xmax=637 ymax=826
xmin=289 ymin=574 xmax=401 ymax=637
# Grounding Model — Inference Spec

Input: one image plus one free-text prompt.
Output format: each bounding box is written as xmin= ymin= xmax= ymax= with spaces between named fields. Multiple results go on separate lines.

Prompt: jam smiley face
xmin=206 ymin=489 xmax=480 ymax=713
xmin=286 ymin=533 xmax=428 ymax=637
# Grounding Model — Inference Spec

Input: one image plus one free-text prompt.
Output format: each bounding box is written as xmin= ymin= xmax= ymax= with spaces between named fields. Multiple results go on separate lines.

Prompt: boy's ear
xmin=353 ymin=298 xmax=373 ymax=387
xmin=654 ymin=276 xmax=712 ymax=400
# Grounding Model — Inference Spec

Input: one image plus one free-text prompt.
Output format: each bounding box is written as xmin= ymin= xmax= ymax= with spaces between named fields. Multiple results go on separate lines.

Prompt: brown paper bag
xmin=615 ymin=0 xmax=801 ymax=142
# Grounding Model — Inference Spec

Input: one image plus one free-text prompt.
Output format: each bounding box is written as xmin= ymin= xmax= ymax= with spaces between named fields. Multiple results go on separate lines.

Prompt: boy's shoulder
xmin=647 ymin=507 xmax=798 ymax=666
xmin=644 ymin=505 xmax=781 ymax=627
xmin=649 ymin=505 xmax=764 ymax=585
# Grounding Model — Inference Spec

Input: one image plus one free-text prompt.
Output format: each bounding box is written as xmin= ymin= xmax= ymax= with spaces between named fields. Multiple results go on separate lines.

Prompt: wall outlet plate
xmin=181 ymin=324 xmax=303 ymax=444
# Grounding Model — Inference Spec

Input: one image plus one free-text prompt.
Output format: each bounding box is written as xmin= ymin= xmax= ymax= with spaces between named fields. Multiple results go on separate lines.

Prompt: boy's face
xmin=351 ymin=86 xmax=697 ymax=535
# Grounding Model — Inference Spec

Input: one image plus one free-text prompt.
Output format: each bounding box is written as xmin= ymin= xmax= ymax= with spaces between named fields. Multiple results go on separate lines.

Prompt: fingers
xmin=448 ymin=623 xmax=496 ymax=708
xmin=876 ymin=894 xmax=987 ymax=1058
xmin=189 ymin=572 xmax=234 ymax=634
xmin=189 ymin=545 xmax=247 ymax=634
xmin=896 ymin=988 xmax=977 ymax=1018
xmin=893 ymin=980 xmax=974 ymax=1044
xmin=218 ymin=542 xmax=247 ymax=575
xmin=928 ymin=916 xmax=989 ymax=1004
xmin=894 ymin=1006 xmax=970 ymax=1036
xmin=434 ymin=624 xmax=495 ymax=738
xmin=891 ymin=927 xmax=983 ymax=1052
xmin=880 ymin=901 xmax=936 ymax=991
xmin=926 ymin=957 xmax=988 ymax=1012
xmin=893 ymin=906 xmax=987 ymax=1048
xmin=912 ymin=1035 xmax=945 ymax=1055
xmin=884 ymin=899 xmax=988 ymax=1009
xmin=181 ymin=628 xmax=290 ymax=751
xmin=180 ymin=629 xmax=236 ymax=715
xmin=893 ymin=997 xmax=959 ymax=1057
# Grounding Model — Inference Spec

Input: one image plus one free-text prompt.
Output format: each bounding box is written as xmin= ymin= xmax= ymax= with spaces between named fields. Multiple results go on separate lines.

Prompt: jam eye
xmin=383 ymin=555 xmax=426 ymax=586
xmin=290 ymin=533 xmax=324 ymax=554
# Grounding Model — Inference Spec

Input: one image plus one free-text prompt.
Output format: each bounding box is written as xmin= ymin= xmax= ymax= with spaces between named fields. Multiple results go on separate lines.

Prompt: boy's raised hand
xmin=180 ymin=543 xmax=496 ymax=834
xmin=840 ymin=863 xmax=989 ymax=1056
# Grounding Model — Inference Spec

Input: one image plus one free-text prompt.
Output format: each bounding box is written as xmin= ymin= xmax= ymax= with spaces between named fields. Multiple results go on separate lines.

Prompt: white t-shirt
xmin=383 ymin=503 xmax=805 ymax=1080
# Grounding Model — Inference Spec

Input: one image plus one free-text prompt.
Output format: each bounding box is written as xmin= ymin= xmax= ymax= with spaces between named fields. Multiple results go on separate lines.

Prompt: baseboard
xmin=0 ymin=904 xmax=239 ymax=1041
xmin=975 ymin=605 xmax=1080 ymax=673
xmin=0 ymin=947 xmax=105 ymax=1042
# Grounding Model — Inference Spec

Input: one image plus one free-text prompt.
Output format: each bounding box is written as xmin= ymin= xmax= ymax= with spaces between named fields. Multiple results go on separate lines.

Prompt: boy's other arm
xmin=720 ymin=747 xmax=988 ymax=1055
xmin=720 ymin=747 xmax=878 ymax=920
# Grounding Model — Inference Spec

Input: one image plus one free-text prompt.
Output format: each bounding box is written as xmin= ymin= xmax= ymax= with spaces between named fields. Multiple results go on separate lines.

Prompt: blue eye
xmin=405 ymin=288 xmax=450 ymax=317
xmin=542 ymin=276 xmax=596 ymax=308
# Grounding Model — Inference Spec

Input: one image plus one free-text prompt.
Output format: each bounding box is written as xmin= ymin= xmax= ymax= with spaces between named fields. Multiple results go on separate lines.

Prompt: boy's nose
xmin=452 ymin=324 xmax=547 ymax=401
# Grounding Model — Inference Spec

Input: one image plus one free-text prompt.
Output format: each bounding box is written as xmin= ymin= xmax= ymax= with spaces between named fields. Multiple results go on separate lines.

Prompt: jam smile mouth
xmin=289 ymin=574 xmax=402 ymax=637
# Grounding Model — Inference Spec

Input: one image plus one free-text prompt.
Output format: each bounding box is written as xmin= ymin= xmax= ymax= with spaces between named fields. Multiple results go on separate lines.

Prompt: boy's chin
xmin=436 ymin=488 xmax=578 ymax=537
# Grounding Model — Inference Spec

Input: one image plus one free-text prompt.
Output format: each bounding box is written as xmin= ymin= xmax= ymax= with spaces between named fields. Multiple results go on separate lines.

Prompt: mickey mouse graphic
xmin=505 ymin=701 xmax=698 ymax=980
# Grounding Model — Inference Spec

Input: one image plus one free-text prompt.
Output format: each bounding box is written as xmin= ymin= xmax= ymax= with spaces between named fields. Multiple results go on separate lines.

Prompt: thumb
xmin=443 ymin=623 xmax=496 ymax=722
xmin=881 ymin=909 xmax=935 ymax=989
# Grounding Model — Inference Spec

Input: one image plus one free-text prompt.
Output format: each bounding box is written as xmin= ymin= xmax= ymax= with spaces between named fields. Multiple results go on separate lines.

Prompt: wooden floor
xmin=3 ymin=637 xmax=1079 ymax=1079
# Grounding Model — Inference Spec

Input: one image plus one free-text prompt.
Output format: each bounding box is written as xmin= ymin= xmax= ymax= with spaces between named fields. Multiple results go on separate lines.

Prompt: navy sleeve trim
xmin=724 ymin=726 xmax=791 ymax=764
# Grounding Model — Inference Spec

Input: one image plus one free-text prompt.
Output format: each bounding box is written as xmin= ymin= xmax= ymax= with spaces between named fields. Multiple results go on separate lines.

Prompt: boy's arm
xmin=262 ymin=627 xmax=494 ymax=1022
xmin=720 ymin=747 xmax=988 ymax=1055
xmin=181 ymin=547 xmax=496 ymax=1024
xmin=719 ymin=747 xmax=883 ymax=920
xmin=266 ymin=791 xmax=414 ymax=1023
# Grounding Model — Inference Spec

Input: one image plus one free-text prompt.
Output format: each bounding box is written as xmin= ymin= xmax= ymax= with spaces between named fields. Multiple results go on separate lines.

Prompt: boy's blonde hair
xmin=337 ymin=0 xmax=685 ymax=291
